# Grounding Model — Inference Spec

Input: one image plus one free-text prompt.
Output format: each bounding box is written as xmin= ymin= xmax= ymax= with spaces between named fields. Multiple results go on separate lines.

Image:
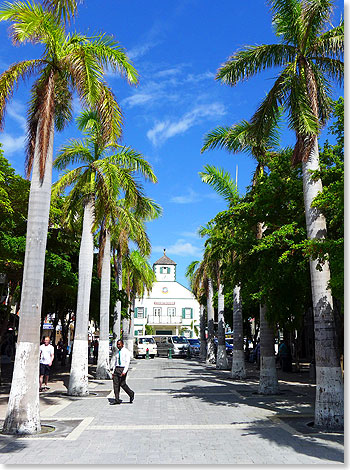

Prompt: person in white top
xmin=39 ymin=336 xmax=54 ymax=392
xmin=111 ymin=339 xmax=135 ymax=405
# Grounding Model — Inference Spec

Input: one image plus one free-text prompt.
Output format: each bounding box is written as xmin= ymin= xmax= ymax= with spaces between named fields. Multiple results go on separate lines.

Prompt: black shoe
xmin=111 ymin=399 xmax=122 ymax=405
xmin=130 ymin=394 xmax=135 ymax=404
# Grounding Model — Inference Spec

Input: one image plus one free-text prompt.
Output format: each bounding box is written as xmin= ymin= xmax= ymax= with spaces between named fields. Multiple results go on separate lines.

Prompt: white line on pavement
xmin=41 ymin=399 xmax=72 ymax=417
xmin=88 ymin=423 xmax=255 ymax=431
xmin=65 ymin=416 xmax=94 ymax=440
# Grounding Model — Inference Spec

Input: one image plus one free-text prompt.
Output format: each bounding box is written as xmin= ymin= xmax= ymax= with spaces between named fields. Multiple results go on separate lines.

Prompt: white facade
xmin=134 ymin=251 xmax=200 ymax=338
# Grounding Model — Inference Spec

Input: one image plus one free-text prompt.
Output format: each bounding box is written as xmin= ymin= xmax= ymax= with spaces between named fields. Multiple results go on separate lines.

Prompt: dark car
xmin=188 ymin=338 xmax=200 ymax=357
xmin=213 ymin=338 xmax=233 ymax=356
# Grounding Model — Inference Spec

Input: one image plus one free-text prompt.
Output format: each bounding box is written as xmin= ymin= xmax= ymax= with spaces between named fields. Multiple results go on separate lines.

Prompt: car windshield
xmin=172 ymin=336 xmax=189 ymax=344
xmin=188 ymin=339 xmax=200 ymax=345
xmin=139 ymin=338 xmax=155 ymax=344
xmin=226 ymin=339 xmax=233 ymax=345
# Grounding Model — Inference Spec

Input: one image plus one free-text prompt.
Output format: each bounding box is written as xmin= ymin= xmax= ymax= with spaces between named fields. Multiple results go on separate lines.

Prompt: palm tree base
xmin=216 ymin=345 xmax=229 ymax=369
xmin=231 ymin=350 xmax=246 ymax=379
xmin=259 ymin=356 xmax=279 ymax=394
xmin=314 ymin=366 xmax=344 ymax=430
xmin=68 ymin=339 xmax=89 ymax=396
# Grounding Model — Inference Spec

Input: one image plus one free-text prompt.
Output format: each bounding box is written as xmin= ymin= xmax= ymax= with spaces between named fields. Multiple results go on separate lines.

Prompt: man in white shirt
xmin=111 ymin=339 xmax=135 ymax=405
xmin=39 ymin=336 xmax=54 ymax=392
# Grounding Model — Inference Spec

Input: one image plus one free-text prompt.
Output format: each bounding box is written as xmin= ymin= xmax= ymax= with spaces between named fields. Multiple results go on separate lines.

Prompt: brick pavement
xmin=0 ymin=357 xmax=344 ymax=464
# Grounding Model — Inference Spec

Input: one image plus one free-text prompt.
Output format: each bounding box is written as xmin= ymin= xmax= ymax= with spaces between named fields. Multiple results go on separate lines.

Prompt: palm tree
xmin=186 ymin=260 xmax=207 ymax=361
xmin=216 ymin=0 xmax=343 ymax=428
xmin=122 ymin=251 xmax=156 ymax=352
xmin=53 ymin=111 xmax=157 ymax=395
xmin=199 ymin=165 xmax=244 ymax=373
xmin=201 ymin=125 xmax=279 ymax=391
xmin=109 ymin=199 xmax=161 ymax=367
xmin=0 ymin=1 xmax=137 ymax=435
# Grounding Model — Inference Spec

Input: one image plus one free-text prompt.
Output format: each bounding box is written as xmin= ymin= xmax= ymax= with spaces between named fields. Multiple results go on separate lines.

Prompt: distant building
xmin=134 ymin=250 xmax=200 ymax=337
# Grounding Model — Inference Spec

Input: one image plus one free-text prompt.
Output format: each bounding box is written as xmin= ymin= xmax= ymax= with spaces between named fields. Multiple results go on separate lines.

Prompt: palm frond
xmin=51 ymin=166 xmax=84 ymax=198
xmin=0 ymin=59 xmax=42 ymax=130
xmin=42 ymin=0 xmax=80 ymax=24
xmin=54 ymin=138 xmax=93 ymax=170
xmin=0 ymin=1 xmax=63 ymax=45
xmin=199 ymin=164 xmax=239 ymax=206
xmin=301 ymin=0 xmax=334 ymax=53
xmin=312 ymin=21 xmax=344 ymax=59
xmin=267 ymin=0 xmax=303 ymax=45
xmin=216 ymin=43 xmax=297 ymax=85
xmin=311 ymin=57 xmax=344 ymax=87
xmin=107 ymin=148 xmax=157 ymax=183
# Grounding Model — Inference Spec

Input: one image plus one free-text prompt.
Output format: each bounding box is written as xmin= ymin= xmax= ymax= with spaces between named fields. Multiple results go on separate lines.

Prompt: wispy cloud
xmin=128 ymin=40 xmax=160 ymax=60
xmin=153 ymin=239 xmax=202 ymax=257
xmin=0 ymin=133 xmax=26 ymax=155
xmin=147 ymin=102 xmax=226 ymax=146
xmin=7 ymin=101 xmax=27 ymax=131
xmin=170 ymin=188 xmax=199 ymax=204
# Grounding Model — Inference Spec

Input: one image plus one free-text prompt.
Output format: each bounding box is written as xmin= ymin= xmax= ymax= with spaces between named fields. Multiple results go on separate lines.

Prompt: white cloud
xmin=7 ymin=101 xmax=26 ymax=131
xmin=147 ymin=103 xmax=226 ymax=146
xmin=153 ymin=239 xmax=201 ymax=257
xmin=0 ymin=133 xmax=26 ymax=155
xmin=128 ymin=41 xmax=160 ymax=60
xmin=170 ymin=189 xmax=199 ymax=204
xmin=121 ymin=93 xmax=153 ymax=108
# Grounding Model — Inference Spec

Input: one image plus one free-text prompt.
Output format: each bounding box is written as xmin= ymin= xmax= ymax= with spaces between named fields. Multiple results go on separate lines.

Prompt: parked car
xmin=188 ymin=338 xmax=200 ymax=357
xmin=153 ymin=335 xmax=189 ymax=357
xmin=133 ymin=336 xmax=158 ymax=358
xmin=213 ymin=338 xmax=233 ymax=356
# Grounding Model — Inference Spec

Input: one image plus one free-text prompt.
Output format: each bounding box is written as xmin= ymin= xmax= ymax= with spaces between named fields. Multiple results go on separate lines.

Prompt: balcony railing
xmin=147 ymin=315 xmax=183 ymax=325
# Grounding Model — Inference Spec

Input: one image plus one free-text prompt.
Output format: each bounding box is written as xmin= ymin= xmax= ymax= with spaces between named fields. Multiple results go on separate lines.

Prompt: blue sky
xmin=0 ymin=0 xmax=344 ymax=287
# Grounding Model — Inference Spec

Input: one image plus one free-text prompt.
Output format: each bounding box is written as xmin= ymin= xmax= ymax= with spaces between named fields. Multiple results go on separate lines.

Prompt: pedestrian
xmin=110 ymin=339 xmax=135 ymax=405
xmin=39 ymin=336 xmax=54 ymax=392
xmin=278 ymin=340 xmax=292 ymax=372
xmin=93 ymin=339 xmax=99 ymax=365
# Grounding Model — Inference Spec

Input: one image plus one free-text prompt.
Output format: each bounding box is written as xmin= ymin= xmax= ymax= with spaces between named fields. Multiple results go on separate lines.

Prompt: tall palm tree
xmin=199 ymin=165 xmax=243 ymax=373
xmin=185 ymin=260 xmax=207 ymax=361
xmin=201 ymin=124 xmax=279 ymax=391
xmin=0 ymin=1 xmax=137 ymax=435
xmin=216 ymin=0 xmax=343 ymax=428
xmin=122 ymin=251 xmax=156 ymax=352
xmin=109 ymin=199 xmax=161 ymax=367
xmin=53 ymin=111 xmax=157 ymax=395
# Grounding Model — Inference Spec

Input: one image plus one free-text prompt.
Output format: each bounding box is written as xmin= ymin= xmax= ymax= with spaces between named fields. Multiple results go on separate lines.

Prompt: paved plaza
xmin=0 ymin=357 xmax=344 ymax=464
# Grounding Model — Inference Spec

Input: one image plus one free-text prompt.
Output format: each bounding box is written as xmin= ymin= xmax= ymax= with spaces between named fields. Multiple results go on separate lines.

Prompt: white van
xmin=133 ymin=336 xmax=158 ymax=359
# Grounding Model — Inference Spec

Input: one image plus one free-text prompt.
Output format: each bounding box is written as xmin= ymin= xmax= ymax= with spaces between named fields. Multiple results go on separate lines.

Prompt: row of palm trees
xmin=0 ymin=0 xmax=159 ymax=434
xmin=188 ymin=0 xmax=343 ymax=430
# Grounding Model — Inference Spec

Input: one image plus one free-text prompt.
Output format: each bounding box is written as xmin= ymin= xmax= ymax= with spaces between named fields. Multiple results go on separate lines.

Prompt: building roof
xmin=153 ymin=249 xmax=177 ymax=266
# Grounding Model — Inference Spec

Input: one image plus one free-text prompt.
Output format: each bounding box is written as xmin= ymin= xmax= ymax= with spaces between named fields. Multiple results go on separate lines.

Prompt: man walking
xmin=39 ymin=336 xmax=54 ymax=392
xmin=111 ymin=339 xmax=135 ymax=405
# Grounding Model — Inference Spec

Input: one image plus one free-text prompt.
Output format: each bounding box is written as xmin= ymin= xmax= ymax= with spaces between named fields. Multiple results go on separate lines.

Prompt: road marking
xmin=41 ymin=399 xmax=72 ymax=417
xmin=65 ymin=416 xmax=94 ymax=440
xmin=88 ymin=423 xmax=254 ymax=431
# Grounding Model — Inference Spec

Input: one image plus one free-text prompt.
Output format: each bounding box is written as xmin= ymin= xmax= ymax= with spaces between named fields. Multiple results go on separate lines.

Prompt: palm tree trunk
xmin=110 ymin=253 xmax=122 ymax=368
xmin=302 ymin=141 xmax=343 ymax=429
xmin=125 ymin=298 xmax=135 ymax=354
xmin=199 ymin=304 xmax=207 ymax=361
xmin=231 ymin=285 xmax=246 ymax=379
xmin=216 ymin=283 xmax=228 ymax=369
xmin=96 ymin=230 xmax=112 ymax=380
xmin=259 ymin=304 xmax=278 ymax=394
xmin=3 ymin=121 xmax=54 ymax=435
xmin=206 ymin=279 xmax=215 ymax=364
xmin=68 ymin=196 xmax=94 ymax=396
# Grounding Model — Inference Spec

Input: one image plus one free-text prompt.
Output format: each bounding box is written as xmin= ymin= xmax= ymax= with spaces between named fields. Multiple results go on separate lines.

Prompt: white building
xmin=134 ymin=250 xmax=200 ymax=338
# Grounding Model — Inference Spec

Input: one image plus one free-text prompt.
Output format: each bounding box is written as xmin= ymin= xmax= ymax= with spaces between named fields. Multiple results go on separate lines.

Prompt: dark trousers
xmin=113 ymin=367 xmax=134 ymax=400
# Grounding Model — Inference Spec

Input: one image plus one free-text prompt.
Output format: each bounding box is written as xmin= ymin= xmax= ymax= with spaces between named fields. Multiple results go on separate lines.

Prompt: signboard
xmin=154 ymin=301 xmax=175 ymax=305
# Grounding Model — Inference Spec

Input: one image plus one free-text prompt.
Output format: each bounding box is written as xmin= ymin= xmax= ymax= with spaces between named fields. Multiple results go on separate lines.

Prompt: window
xmin=153 ymin=307 xmax=162 ymax=316
xmin=134 ymin=329 xmax=142 ymax=337
xmin=182 ymin=308 xmax=193 ymax=319
xmin=137 ymin=307 xmax=144 ymax=319
xmin=167 ymin=307 xmax=176 ymax=316
xmin=160 ymin=266 xmax=170 ymax=274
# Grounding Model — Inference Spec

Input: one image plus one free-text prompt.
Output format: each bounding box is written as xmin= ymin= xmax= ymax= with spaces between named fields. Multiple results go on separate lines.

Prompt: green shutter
xmin=167 ymin=267 xmax=170 ymax=274
xmin=145 ymin=308 xmax=147 ymax=316
xmin=182 ymin=308 xmax=185 ymax=319
xmin=191 ymin=308 xmax=193 ymax=319
xmin=134 ymin=308 xmax=138 ymax=318
xmin=135 ymin=330 xmax=138 ymax=336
